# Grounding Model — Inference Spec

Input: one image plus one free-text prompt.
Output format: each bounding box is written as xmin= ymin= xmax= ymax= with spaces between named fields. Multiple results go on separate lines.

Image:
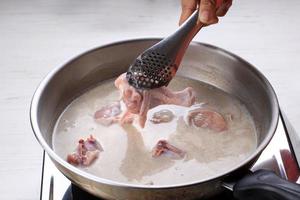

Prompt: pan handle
xmin=233 ymin=169 xmax=300 ymax=200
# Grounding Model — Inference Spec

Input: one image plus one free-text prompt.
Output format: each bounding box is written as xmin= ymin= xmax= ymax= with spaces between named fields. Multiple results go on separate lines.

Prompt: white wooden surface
xmin=0 ymin=0 xmax=300 ymax=199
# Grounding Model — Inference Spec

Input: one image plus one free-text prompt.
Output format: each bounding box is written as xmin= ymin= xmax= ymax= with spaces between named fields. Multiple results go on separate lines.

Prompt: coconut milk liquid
xmin=53 ymin=77 xmax=257 ymax=186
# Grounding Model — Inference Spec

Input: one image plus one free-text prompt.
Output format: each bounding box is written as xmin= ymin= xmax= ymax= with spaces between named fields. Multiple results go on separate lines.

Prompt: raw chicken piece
xmin=187 ymin=108 xmax=227 ymax=132
xmin=114 ymin=73 xmax=143 ymax=115
xmin=150 ymin=109 xmax=174 ymax=124
xmin=152 ymin=140 xmax=185 ymax=159
xmin=67 ymin=135 xmax=103 ymax=166
xmin=115 ymin=73 xmax=196 ymax=127
xmin=94 ymin=101 xmax=122 ymax=126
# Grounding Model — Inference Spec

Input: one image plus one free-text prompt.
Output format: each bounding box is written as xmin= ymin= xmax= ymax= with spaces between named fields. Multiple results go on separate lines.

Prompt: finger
xmin=179 ymin=0 xmax=197 ymax=25
xmin=216 ymin=0 xmax=223 ymax=7
xmin=216 ymin=0 xmax=232 ymax=16
xmin=199 ymin=0 xmax=218 ymax=25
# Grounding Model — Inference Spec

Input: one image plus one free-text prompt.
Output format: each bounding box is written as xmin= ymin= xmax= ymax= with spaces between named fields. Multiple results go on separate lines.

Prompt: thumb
xmin=199 ymin=0 xmax=218 ymax=25
xmin=179 ymin=0 xmax=197 ymax=25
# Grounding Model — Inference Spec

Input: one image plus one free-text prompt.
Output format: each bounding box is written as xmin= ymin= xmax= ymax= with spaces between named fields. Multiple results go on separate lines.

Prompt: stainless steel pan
xmin=30 ymin=39 xmax=300 ymax=199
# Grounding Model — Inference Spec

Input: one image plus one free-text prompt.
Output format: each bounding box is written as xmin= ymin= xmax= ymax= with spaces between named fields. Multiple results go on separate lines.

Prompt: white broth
xmin=53 ymin=76 xmax=257 ymax=186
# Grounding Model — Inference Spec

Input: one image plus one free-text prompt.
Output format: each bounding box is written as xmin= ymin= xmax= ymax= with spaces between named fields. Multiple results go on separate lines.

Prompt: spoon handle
xmin=149 ymin=10 xmax=204 ymax=65
xmin=170 ymin=11 xmax=204 ymax=65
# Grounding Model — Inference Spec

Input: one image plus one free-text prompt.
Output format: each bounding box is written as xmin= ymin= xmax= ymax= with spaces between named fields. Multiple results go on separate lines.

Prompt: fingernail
xmin=200 ymin=10 xmax=210 ymax=23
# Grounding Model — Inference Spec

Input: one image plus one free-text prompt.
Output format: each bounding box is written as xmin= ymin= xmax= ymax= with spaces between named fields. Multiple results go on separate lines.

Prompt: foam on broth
xmin=53 ymin=76 xmax=257 ymax=186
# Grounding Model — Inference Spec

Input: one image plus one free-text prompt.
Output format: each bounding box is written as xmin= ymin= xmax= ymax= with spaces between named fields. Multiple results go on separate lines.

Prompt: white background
xmin=0 ymin=0 xmax=299 ymax=199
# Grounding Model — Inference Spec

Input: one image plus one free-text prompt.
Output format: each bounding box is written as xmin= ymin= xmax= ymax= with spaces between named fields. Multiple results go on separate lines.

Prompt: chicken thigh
xmin=115 ymin=73 xmax=196 ymax=127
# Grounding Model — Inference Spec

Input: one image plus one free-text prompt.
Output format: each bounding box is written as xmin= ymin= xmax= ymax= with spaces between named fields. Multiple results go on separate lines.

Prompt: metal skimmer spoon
xmin=126 ymin=11 xmax=204 ymax=90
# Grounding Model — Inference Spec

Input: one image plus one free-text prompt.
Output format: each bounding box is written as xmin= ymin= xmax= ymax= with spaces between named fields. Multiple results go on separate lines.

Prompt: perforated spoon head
xmin=126 ymin=50 xmax=177 ymax=90
xmin=126 ymin=11 xmax=202 ymax=90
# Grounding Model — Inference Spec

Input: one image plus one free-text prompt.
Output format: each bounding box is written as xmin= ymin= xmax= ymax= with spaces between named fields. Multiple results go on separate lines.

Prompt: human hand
xmin=179 ymin=0 xmax=232 ymax=25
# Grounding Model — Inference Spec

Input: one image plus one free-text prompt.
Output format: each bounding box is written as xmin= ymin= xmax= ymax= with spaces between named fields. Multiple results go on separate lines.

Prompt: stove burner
xmin=40 ymin=112 xmax=300 ymax=200
xmin=62 ymin=184 xmax=102 ymax=200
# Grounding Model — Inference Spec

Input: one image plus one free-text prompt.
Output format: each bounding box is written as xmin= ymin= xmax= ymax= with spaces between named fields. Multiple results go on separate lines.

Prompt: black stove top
xmin=40 ymin=113 xmax=300 ymax=200
xmin=62 ymin=184 xmax=101 ymax=200
xmin=61 ymin=184 xmax=235 ymax=200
